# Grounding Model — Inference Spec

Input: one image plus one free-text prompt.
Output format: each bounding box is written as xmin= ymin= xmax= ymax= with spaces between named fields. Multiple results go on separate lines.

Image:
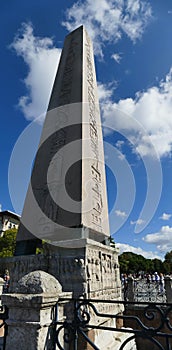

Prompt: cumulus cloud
xmin=160 ymin=213 xmax=172 ymax=221
xmin=10 ymin=23 xmax=117 ymax=122
xmin=10 ymin=23 xmax=61 ymax=121
xmin=11 ymin=16 xmax=172 ymax=162
xmin=0 ymin=204 xmax=2 ymax=212
xmin=116 ymin=140 xmax=125 ymax=148
xmin=97 ymin=82 xmax=114 ymax=102
xmin=102 ymin=68 xmax=172 ymax=158
xmin=63 ymin=0 xmax=152 ymax=56
xmin=143 ymin=225 xmax=172 ymax=252
xmin=115 ymin=140 xmax=126 ymax=160
xmin=116 ymin=242 xmax=161 ymax=259
xmin=130 ymin=219 xmax=145 ymax=225
xmin=115 ymin=209 xmax=127 ymax=218
xmin=111 ymin=53 xmax=122 ymax=64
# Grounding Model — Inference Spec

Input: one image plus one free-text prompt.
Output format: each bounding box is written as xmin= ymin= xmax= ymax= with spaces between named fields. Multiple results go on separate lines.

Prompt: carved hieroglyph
xmin=15 ymin=26 xmax=110 ymax=253
xmin=82 ymin=29 xmax=109 ymax=236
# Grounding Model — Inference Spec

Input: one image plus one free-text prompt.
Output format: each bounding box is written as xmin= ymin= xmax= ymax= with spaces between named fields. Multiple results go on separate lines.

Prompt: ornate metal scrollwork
xmin=133 ymin=280 xmax=166 ymax=303
xmin=55 ymin=298 xmax=172 ymax=350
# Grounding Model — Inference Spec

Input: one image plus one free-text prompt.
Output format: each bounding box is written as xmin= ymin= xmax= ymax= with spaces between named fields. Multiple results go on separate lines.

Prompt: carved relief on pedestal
xmin=85 ymin=244 xmax=122 ymax=304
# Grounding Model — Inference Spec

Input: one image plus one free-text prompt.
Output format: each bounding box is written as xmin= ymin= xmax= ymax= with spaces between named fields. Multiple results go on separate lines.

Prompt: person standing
xmin=3 ymin=269 xmax=10 ymax=292
xmin=159 ymin=273 xmax=164 ymax=294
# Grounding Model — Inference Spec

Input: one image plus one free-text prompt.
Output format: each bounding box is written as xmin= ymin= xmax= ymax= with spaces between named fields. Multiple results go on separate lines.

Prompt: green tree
xmin=119 ymin=252 xmax=164 ymax=275
xmin=119 ymin=256 xmax=130 ymax=274
xmin=145 ymin=259 xmax=154 ymax=273
xmin=164 ymin=251 xmax=172 ymax=264
xmin=119 ymin=252 xmax=147 ymax=274
xmin=163 ymin=251 xmax=172 ymax=273
xmin=152 ymin=258 xmax=164 ymax=273
xmin=0 ymin=229 xmax=17 ymax=257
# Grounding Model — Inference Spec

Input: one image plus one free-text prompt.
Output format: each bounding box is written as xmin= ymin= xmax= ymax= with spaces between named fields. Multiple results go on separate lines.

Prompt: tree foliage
xmin=163 ymin=251 xmax=172 ymax=273
xmin=0 ymin=229 xmax=17 ymax=257
xmin=119 ymin=251 xmax=172 ymax=275
xmin=0 ymin=230 xmax=46 ymax=257
xmin=119 ymin=252 xmax=148 ymax=274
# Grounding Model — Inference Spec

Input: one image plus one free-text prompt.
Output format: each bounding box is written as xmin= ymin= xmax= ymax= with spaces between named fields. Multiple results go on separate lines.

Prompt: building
xmin=0 ymin=211 xmax=20 ymax=236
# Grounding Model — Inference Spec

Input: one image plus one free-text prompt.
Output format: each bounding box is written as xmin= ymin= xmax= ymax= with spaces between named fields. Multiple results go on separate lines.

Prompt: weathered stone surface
xmin=15 ymin=26 xmax=109 ymax=254
xmin=1 ymin=25 xmax=127 ymax=350
xmin=2 ymin=271 xmax=63 ymax=350
xmin=94 ymin=322 xmax=136 ymax=350
xmin=14 ymin=270 xmax=62 ymax=294
xmin=1 ymin=240 xmax=122 ymax=302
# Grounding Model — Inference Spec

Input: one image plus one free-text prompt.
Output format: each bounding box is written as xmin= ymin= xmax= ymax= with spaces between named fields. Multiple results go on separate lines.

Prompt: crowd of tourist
xmin=121 ymin=271 xmax=166 ymax=295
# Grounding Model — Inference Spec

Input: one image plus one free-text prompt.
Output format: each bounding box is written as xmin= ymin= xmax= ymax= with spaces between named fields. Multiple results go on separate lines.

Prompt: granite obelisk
xmin=15 ymin=26 xmax=110 ymax=255
xmin=6 ymin=27 xmax=123 ymax=349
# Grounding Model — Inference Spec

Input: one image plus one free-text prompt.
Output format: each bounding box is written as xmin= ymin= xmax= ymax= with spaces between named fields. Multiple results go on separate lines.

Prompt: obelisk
xmin=15 ymin=26 xmax=110 ymax=255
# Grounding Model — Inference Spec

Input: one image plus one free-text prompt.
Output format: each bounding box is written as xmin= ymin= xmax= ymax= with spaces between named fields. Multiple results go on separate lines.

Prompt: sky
xmin=1 ymin=0 xmax=172 ymax=261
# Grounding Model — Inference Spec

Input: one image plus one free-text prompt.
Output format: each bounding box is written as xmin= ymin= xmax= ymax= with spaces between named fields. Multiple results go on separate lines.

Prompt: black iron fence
xmin=1 ymin=296 xmax=172 ymax=349
xmin=124 ymin=278 xmax=167 ymax=303
xmin=54 ymin=298 xmax=172 ymax=350
xmin=133 ymin=280 xmax=166 ymax=303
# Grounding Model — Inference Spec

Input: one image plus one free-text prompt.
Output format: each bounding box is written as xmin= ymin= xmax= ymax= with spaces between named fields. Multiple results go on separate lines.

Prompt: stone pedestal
xmin=2 ymin=271 xmax=136 ymax=350
xmin=2 ymin=271 xmax=62 ymax=350
xmin=1 ymin=240 xmax=124 ymax=348
xmin=2 ymin=240 xmax=122 ymax=303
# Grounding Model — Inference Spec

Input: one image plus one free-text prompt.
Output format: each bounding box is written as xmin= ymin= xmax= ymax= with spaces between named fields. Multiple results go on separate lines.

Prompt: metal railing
xmin=54 ymin=298 xmax=172 ymax=350
xmin=123 ymin=278 xmax=167 ymax=303
xmin=133 ymin=280 xmax=166 ymax=303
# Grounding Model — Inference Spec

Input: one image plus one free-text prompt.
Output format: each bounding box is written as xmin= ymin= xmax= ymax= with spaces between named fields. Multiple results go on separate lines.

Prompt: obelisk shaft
xmin=15 ymin=26 xmax=109 ymax=255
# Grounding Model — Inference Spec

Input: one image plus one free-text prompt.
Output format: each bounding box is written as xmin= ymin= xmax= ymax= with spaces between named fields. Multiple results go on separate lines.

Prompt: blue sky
xmin=1 ymin=0 xmax=172 ymax=260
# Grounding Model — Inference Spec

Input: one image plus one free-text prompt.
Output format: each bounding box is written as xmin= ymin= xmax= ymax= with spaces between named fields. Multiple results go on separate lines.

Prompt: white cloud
xmin=102 ymin=68 xmax=172 ymax=158
xmin=10 ymin=24 xmax=115 ymax=122
xmin=111 ymin=53 xmax=122 ymax=64
xmin=115 ymin=140 xmax=126 ymax=160
xmin=160 ymin=213 xmax=172 ymax=221
xmin=116 ymin=140 xmax=125 ymax=148
xmin=130 ymin=219 xmax=145 ymax=225
xmin=63 ymin=0 xmax=152 ymax=56
xmin=10 ymin=23 xmax=61 ymax=121
xmin=143 ymin=225 xmax=172 ymax=252
xmin=0 ymin=204 xmax=2 ymax=212
xmin=115 ymin=209 xmax=127 ymax=218
xmin=116 ymin=242 xmax=161 ymax=259
xmin=97 ymin=82 xmax=114 ymax=102
xmin=118 ymin=153 xmax=126 ymax=161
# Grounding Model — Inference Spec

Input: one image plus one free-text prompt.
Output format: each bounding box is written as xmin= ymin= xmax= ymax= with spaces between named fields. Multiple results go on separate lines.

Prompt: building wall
xmin=0 ymin=214 xmax=19 ymax=235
